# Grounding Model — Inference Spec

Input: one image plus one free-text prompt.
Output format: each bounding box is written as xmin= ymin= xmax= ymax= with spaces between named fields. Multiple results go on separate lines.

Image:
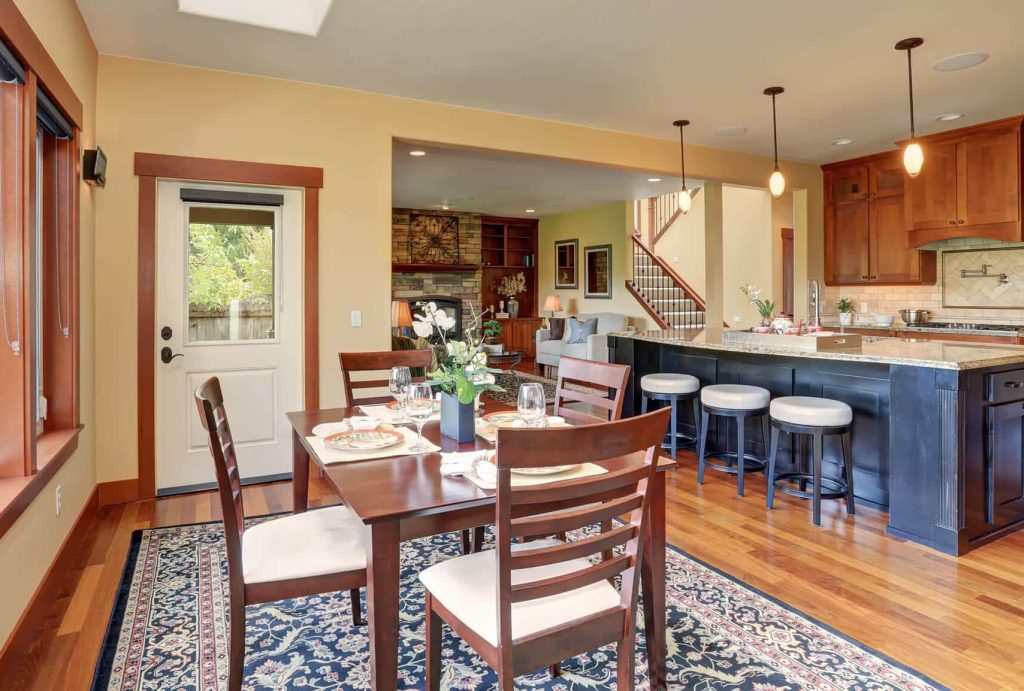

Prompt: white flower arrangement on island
xmin=412 ymin=302 xmax=504 ymax=405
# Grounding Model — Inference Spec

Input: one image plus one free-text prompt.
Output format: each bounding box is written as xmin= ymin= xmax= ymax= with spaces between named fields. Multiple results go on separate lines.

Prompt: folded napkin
xmin=440 ymin=450 xmax=496 ymax=480
xmin=475 ymin=416 xmax=569 ymax=443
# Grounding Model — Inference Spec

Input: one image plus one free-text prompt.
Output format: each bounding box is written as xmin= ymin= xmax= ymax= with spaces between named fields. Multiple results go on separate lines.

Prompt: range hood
xmin=908 ymin=223 xmax=1021 ymax=248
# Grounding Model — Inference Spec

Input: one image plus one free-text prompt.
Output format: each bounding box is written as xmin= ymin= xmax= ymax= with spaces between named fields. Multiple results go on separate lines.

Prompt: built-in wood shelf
xmin=392 ymin=262 xmax=481 ymax=274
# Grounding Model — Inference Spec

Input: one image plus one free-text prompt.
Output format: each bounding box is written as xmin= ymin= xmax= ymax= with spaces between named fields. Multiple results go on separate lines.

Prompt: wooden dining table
xmin=287 ymin=402 xmax=672 ymax=691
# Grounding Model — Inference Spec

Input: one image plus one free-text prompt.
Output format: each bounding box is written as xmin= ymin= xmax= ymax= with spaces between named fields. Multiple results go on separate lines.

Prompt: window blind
xmin=0 ymin=39 xmax=25 ymax=85
xmin=180 ymin=188 xmax=284 ymax=206
xmin=37 ymin=89 xmax=72 ymax=139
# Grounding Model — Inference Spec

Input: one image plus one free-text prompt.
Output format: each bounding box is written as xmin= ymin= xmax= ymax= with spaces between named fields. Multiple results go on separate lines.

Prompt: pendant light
xmin=763 ymin=86 xmax=785 ymax=198
xmin=672 ymin=119 xmax=692 ymax=214
xmin=896 ymin=37 xmax=924 ymax=177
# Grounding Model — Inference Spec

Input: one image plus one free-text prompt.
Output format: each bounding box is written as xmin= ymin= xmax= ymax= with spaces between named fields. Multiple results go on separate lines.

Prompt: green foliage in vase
xmin=837 ymin=297 xmax=855 ymax=313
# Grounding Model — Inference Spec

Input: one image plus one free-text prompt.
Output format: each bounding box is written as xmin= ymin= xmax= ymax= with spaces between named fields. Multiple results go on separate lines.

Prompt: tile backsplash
xmin=821 ymin=238 xmax=1024 ymax=326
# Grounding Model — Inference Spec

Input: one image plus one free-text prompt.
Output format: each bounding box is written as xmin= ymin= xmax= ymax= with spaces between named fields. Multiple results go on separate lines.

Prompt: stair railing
xmin=626 ymin=236 xmax=707 ymax=330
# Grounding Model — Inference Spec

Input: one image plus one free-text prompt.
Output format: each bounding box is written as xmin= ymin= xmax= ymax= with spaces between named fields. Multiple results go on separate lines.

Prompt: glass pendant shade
xmin=768 ymin=168 xmax=786 ymax=198
xmin=678 ymin=188 xmax=692 ymax=214
xmin=903 ymin=140 xmax=924 ymax=178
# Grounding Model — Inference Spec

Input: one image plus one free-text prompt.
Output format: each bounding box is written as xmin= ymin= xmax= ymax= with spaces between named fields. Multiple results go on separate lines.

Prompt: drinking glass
xmin=406 ymin=382 xmax=435 ymax=452
xmin=517 ymin=382 xmax=547 ymax=427
xmin=389 ymin=366 xmax=411 ymax=422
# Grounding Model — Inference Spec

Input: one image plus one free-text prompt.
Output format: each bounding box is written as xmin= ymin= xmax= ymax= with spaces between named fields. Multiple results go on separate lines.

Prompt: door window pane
xmin=187 ymin=206 xmax=276 ymax=342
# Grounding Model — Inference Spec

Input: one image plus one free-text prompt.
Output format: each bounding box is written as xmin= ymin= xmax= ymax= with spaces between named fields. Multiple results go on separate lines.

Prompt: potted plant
xmin=740 ymin=284 xmax=776 ymax=332
xmin=837 ymin=297 xmax=855 ymax=327
xmin=494 ymin=272 xmax=527 ymax=318
xmin=482 ymin=319 xmax=504 ymax=355
xmin=412 ymin=302 xmax=504 ymax=442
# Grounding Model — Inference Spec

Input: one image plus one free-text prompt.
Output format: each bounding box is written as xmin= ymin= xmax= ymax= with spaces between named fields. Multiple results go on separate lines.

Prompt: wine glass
xmin=517 ymin=382 xmax=546 ymax=427
xmin=406 ymin=382 xmax=435 ymax=452
xmin=389 ymin=366 xmax=411 ymax=422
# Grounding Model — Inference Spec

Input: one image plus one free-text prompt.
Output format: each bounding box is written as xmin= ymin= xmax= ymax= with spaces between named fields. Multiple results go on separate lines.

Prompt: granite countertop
xmin=819 ymin=321 xmax=1022 ymax=336
xmin=614 ymin=328 xmax=1024 ymax=370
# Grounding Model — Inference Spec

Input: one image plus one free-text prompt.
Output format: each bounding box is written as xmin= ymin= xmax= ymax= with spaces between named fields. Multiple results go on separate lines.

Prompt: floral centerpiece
xmin=412 ymin=302 xmax=504 ymax=441
xmin=740 ymin=284 xmax=776 ymax=331
xmin=493 ymin=272 xmax=527 ymax=318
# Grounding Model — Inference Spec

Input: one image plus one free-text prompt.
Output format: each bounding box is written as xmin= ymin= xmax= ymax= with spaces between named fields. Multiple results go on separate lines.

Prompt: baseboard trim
xmin=0 ymin=483 xmax=99 ymax=678
xmin=98 ymin=478 xmax=140 ymax=506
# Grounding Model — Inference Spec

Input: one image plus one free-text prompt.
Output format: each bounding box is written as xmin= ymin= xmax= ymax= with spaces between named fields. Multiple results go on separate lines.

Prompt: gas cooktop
xmin=913 ymin=322 xmax=1022 ymax=332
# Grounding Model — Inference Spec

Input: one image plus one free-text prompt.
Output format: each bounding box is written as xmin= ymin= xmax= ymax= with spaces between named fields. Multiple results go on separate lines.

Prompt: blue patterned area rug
xmin=92 ymin=518 xmax=945 ymax=690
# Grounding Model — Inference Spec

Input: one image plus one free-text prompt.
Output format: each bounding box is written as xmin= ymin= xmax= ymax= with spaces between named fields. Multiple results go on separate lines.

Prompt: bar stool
xmin=640 ymin=373 xmax=700 ymax=461
xmin=766 ymin=396 xmax=855 ymax=526
xmin=697 ymin=384 xmax=770 ymax=496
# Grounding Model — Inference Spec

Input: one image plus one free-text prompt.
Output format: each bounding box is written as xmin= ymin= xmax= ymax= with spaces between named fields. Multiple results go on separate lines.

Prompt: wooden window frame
xmin=0 ymin=0 xmax=84 ymax=538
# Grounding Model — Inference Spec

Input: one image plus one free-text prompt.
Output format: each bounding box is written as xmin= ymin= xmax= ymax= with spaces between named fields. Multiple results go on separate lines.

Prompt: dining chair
xmin=338 ymin=349 xmax=433 ymax=406
xmin=419 ymin=407 xmax=670 ymax=690
xmin=194 ymin=377 xmax=368 ymax=691
xmin=553 ymin=356 xmax=631 ymax=424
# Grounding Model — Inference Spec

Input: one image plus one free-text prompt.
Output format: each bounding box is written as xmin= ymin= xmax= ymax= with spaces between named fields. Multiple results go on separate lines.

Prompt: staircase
xmin=626 ymin=235 xmax=707 ymax=330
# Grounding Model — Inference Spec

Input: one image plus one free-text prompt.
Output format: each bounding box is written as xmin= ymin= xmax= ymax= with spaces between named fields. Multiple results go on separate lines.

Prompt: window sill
xmin=0 ymin=426 xmax=84 ymax=540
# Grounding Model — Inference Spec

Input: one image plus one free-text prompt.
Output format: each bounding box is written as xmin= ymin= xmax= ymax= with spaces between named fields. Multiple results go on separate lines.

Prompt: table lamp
xmin=542 ymin=295 xmax=563 ymax=328
xmin=391 ymin=300 xmax=413 ymax=337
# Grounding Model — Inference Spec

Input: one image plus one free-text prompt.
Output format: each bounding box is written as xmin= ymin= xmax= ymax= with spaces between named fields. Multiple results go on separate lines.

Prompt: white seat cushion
xmin=701 ymin=384 xmax=770 ymax=410
xmin=641 ymin=373 xmax=699 ymax=395
xmin=242 ymin=506 xmax=367 ymax=584
xmin=771 ymin=396 xmax=853 ymax=427
xmin=537 ymin=339 xmax=565 ymax=357
xmin=418 ymin=539 xmax=620 ymax=646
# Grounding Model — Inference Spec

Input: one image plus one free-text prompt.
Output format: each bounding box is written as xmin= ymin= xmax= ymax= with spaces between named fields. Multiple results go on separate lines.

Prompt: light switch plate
xmin=350 ymin=310 xmax=362 ymax=327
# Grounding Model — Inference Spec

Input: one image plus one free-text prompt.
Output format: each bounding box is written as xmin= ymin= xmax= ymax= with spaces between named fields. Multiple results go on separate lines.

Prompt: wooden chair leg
xmin=498 ymin=667 xmax=516 ymax=690
xmin=472 ymin=525 xmax=486 ymax=552
xmin=460 ymin=529 xmax=472 ymax=554
xmin=228 ymin=597 xmax=246 ymax=691
xmin=616 ymin=632 xmax=635 ymax=689
xmin=425 ymin=593 xmax=442 ymax=691
xmin=349 ymin=588 xmax=364 ymax=626
xmin=550 ymin=662 xmax=561 ymax=677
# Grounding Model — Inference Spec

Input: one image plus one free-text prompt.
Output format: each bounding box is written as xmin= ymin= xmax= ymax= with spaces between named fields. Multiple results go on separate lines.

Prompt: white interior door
xmin=155 ymin=181 xmax=303 ymax=494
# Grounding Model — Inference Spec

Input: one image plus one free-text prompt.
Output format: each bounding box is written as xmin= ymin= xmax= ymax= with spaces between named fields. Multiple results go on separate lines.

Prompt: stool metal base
xmin=767 ymin=417 xmax=855 ymax=526
xmin=697 ymin=403 xmax=769 ymax=497
xmin=641 ymin=389 xmax=700 ymax=461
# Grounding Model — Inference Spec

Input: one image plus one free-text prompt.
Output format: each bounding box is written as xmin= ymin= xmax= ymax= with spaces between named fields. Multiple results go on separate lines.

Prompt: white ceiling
xmin=77 ymin=0 xmax=1024 ymax=163
xmin=392 ymin=141 xmax=697 ymax=217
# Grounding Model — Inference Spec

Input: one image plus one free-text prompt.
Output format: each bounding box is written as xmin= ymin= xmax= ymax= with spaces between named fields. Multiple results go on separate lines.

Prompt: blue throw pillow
xmin=567 ymin=317 xmax=598 ymax=344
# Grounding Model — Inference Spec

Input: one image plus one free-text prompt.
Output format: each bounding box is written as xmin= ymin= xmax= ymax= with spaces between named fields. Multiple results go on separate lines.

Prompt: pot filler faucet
xmin=808 ymin=279 xmax=821 ymax=327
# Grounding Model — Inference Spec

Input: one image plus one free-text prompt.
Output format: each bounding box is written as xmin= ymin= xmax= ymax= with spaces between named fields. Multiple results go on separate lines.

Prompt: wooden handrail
xmin=630 ymin=236 xmax=707 ymax=312
xmin=624 ymin=281 xmax=670 ymax=329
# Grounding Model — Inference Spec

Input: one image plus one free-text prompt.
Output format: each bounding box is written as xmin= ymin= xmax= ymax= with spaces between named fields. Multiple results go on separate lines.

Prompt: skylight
xmin=178 ymin=0 xmax=334 ymax=36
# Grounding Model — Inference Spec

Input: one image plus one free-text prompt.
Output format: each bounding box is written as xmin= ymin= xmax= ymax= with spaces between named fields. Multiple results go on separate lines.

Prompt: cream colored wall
xmin=537 ymin=202 xmax=649 ymax=328
xmin=93 ymin=54 xmax=823 ymax=486
xmin=722 ymin=186 xmax=774 ymax=327
xmin=0 ymin=0 xmax=98 ymax=650
xmin=657 ymin=190 xmax=707 ymax=297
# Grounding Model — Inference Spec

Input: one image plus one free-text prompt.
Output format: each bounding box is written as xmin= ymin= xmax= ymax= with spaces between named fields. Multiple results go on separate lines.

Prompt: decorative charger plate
xmin=324 ymin=428 xmax=404 ymax=452
xmin=510 ymin=464 xmax=580 ymax=476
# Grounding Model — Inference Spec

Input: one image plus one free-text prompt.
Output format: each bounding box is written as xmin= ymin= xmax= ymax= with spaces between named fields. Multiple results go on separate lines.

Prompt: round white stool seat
xmin=701 ymin=384 xmax=770 ymax=410
xmin=770 ymin=396 xmax=852 ymax=427
xmin=641 ymin=373 xmax=700 ymax=395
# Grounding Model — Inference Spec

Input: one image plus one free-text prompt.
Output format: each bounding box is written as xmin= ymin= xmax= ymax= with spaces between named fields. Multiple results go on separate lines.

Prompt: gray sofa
xmin=535 ymin=312 xmax=633 ymax=371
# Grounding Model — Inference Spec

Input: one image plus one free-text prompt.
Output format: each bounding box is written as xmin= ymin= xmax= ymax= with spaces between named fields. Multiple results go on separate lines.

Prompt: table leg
xmin=292 ymin=430 xmax=309 ymax=514
xmin=641 ymin=472 xmax=667 ymax=690
xmin=368 ymin=521 xmax=401 ymax=691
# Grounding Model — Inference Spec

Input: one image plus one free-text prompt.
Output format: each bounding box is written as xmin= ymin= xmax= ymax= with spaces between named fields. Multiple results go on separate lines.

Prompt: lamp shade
xmin=542 ymin=295 xmax=563 ymax=313
xmin=391 ymin=300 xmax=413 ymax=328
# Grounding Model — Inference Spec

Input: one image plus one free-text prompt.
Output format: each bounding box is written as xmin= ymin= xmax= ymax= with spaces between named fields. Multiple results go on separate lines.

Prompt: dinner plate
xmin=324 ymin=428 xmax=404 ymax=451
xmin=510 ymin=464 xmax=579 ymax=476
xmin=482 ymin=411 xmax=523 ymax=427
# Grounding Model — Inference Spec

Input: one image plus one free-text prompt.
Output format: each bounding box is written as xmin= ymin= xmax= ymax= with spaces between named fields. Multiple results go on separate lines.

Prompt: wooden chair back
xmin=194 ymin=377 xmax=245 ymax=585
xmin=339 ymin=349 xmax=433 ymax=406
xmin=553 ymin=356 xmax=631 ymax=424
xmin=493 ymin=408 xmax=669 ymax=657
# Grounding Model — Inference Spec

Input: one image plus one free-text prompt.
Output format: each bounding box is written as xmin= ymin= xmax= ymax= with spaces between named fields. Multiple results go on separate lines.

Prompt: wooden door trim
xmin=134 ymin=154 xmax=323 ymax=501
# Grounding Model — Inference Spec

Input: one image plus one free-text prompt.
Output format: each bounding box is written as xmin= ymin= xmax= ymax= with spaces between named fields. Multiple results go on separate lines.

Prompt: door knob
xmin=160 ymin=346 xmax=184 ymax=364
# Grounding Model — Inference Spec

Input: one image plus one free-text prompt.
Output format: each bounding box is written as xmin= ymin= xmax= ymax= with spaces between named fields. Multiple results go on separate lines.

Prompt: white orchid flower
xmin=411 ymin=321 xmax=434 ymax=339
xmin=435 ymin=312 xmax=456 ymax=331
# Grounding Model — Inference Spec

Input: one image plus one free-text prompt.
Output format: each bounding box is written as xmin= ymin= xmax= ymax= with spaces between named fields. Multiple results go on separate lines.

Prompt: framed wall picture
xmin=554 ymin=239 xmax=578 ymax=289
xmin=584 ymin=244 xmax=612 ymax=299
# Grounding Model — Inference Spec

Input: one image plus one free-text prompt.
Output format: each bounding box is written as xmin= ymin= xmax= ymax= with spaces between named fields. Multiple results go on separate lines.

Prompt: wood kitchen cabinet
xmin=905 ymin=116 xmax=1023 ymax=246
xmin=984 ymin=396 xmax=1024 ymax=526
xmin=823 ymin=152 xmax=936 ymax=286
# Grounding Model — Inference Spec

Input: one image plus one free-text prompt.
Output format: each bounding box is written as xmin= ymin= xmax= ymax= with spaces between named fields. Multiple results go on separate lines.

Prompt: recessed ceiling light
xmin=714 ymin=126 xmax=747 ymax=137
xmin=177 ymin=0 xmax=334 ymax=36
xmin=831 ymin=138 xmax=855 ymax=146
xmin=647 ymin=177 xmax=662 ymax=182
xmin=524 ymin=209 xmax=536 ymax=213
xmin=935 ymin=112 xmax=963 ymax=122
xmin=932 ymin=52 xmax=989 ymax=72
xmin=439 ymin=204 xmax=451 ymax=210
xmin=409 ymin=150 xmax=427 ymax=157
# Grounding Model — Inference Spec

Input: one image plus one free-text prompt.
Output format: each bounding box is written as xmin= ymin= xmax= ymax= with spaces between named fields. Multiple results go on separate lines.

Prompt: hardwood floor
xmin=6 ymin=452 xmax=1024 ymax=690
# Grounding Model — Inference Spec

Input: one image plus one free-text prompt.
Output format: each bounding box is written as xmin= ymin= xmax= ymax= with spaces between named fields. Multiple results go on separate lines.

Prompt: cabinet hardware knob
xmin=948 ymin=220 xmax=956 ymax=225
xmin=861 ymin=275 xmax=869 ymax=279
xmin=870 ymin=275 xmax=877 ymax=279
xmin=957 ymin=219 xmax=965 ymax=225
